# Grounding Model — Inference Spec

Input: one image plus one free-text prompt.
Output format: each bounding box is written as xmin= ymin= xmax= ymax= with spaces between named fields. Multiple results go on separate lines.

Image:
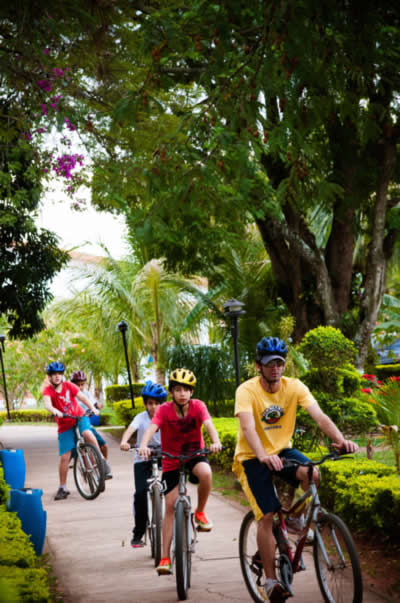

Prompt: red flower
xmin=361 ymin=387 xmax=372 ymax=394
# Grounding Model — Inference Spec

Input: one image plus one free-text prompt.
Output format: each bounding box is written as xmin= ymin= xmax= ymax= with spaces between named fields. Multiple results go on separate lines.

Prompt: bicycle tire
xmin=73 ymin=443 xmax=105 ymax=500
xmin=313 ymin=512 xmax=363 ymax=603
xmin=175 ymin=499 xmax=190 ymax=600
xmin=239 ymin=511 xmax=265 ymax=603
xmin=150 ymin=483 xmax=162 ymax=567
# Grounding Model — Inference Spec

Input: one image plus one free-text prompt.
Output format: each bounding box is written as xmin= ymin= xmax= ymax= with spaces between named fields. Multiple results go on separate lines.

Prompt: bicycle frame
xmin=171 ymin=455 xmax=196 ymax=567
xmin=146 ymin=452 xmax=166 ymax=535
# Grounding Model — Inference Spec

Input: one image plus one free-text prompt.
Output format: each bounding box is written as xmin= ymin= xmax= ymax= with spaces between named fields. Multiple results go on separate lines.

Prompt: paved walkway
xmin=0 ymin=424 xmax=384 ymax=602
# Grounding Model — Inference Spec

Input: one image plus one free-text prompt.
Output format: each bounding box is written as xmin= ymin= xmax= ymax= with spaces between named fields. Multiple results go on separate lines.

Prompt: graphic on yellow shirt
xmin=262 ymin=405 xmax=284 ymax=425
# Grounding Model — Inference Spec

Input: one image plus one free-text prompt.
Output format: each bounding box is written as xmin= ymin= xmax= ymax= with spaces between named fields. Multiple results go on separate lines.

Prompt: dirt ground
xmin=354 ymin=533 xmax=400 ymax=601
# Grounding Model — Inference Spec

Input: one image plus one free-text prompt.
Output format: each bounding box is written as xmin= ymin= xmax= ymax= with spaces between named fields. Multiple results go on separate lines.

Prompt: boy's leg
xmin=59 ymin=450 xmax=72 ymax=486
xmin=81 ymin=420 xmax=112 ymax=478
xmin=132 ymin=462 xmax=149 ymax=545
xmin=161 ymin=485 xmax=178 ymax=559
xmin=191 ymin=461 xmax=212 ymax=512
xmin=56 ymin=428 xmax=75 ymax=499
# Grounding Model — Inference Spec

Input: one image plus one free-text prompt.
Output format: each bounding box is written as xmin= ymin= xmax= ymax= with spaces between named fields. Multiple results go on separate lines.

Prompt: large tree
xmin=89 ymin=0 xmax=400 ymax=368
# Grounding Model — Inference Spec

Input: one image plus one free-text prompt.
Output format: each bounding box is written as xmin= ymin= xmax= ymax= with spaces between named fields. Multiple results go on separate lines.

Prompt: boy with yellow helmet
xmin=138 ymin=367 xmax=222 ymax=575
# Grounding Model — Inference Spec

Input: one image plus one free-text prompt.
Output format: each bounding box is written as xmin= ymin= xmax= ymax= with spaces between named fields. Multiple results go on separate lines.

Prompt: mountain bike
xmin=131 ymin=445 xmax=166 ymax=566
xmin=63 ymin=412 xmax=105 ymax=500
xmin=160 ymin=447 xmax=212 ymax=601
xmin=239 ymin=451 xmax=363 ymax=603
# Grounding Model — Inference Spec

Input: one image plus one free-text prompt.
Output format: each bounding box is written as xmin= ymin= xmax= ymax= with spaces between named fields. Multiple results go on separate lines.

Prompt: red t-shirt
xmin=43 ymin=381 xmax=84 ymax=433
xmin=151 ymin=399 xmax=211 ymax=471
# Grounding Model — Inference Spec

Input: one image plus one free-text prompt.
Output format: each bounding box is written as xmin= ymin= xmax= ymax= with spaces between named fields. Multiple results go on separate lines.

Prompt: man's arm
xmin=76 ymin=390 xmax=99 ymax=415
xmin=43 ymin=395 xmax=63 ymax=418
xmin=306 ymin=403 xmax=358 ymax=453
xmin=237 ymin=412 xmax=284 ymax=470
xmin=120 ymin=424 xmax=136 ymax=451
xmin=202 ymin=419 xmax=222 ymax=452
xmin=137 ymin=423 xmax=159 ymax=460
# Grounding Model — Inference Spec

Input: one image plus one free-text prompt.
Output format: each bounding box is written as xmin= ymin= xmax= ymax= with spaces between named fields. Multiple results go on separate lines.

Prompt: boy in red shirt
xmin=42 ymin=361 xmax=111 ymax=500
xmin=138 ymin=368 xmax=222 ymax=575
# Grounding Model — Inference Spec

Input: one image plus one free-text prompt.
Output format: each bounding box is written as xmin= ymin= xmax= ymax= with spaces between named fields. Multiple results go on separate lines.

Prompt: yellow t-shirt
xmin=233 ymin=376 xmax=316 ymax=463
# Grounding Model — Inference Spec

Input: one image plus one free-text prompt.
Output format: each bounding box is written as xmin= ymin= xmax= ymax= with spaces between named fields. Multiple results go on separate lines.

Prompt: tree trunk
xmin=357 ymin=138 xmax=396 ymax=369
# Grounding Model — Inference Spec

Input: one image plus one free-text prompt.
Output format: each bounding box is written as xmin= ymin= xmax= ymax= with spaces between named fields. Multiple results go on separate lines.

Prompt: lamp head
xmin=223 ymin=299 xmax=246 ymax=316
xmin=117 ymin=320 xmax=128 ymax=333
xmin=0 ymin=334 xmax=5 ymax=343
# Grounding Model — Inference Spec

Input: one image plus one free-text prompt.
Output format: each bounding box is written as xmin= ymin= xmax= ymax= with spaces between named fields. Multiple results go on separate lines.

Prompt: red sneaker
xmin=156 ymin=557 xmax=172 ymax=575
xmin=195 ymin=510 xmax=213 ymax=531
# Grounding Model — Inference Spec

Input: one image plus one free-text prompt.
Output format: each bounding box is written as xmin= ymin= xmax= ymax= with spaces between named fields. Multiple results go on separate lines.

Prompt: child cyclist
xmin=138 ymin=368 xmax=222 ymax=575
xmin=120 ymin=380 xmax=168 ymax=547
xmin=42 ymin=361 xmax=112 ymax=500
xmin=70 ymin=370 xmax=111 ymax=470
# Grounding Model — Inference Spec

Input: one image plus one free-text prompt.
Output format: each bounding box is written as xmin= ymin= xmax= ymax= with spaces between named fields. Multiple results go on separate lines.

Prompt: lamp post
xmin=0 ymin=335 xmax=11 ymax=420
xmin=117 ymin=320 xmax=135 ymax=409
xmin=223 ymin=299 xmax=246 ymax=388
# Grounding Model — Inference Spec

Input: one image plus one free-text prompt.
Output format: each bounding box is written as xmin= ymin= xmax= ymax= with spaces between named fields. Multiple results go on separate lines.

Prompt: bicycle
xmin=160 ymin=447 xmax=212 ymax=601
xmin=63 ymin=412 xmax=105 ymax=500
xmin=239 ymin=451 xmax=363 ymax=603
xmin=130 ymin=445 xmax=166 ymax=566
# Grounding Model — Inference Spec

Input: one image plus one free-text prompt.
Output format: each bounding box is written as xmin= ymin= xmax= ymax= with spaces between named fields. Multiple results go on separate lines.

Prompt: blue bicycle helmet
xmin=46 ymin=361 xmax=65 ymax=374
xmin=256 ymin=337 xmax=288 ymax=364
xmin=141 ymin=380 xmax=167 ymax=401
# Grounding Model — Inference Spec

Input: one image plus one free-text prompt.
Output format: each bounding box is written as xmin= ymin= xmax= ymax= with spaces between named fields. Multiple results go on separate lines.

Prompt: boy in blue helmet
xmin=120 ymin=380 xmax=168 ymax=547
xmin=233 ymin=337 xmax=358 ymax=601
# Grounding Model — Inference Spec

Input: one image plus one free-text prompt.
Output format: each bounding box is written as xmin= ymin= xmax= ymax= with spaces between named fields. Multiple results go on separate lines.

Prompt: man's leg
xmin=257 ymin=512 xmax=277 ymax=579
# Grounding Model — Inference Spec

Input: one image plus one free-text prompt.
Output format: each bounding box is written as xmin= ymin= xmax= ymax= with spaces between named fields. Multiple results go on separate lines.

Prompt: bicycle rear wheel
xmin=73 ymin=443 xmax=105 ymax=500
xmin=175 ymin=499 xmax=191 ymax=600
xmin=238 ymin=510 xmax=265 ymax=603
xmin=313 ymin=512 xmax=362 ymax=603
xmin=150 ymin=483 xmax=162 ymax=567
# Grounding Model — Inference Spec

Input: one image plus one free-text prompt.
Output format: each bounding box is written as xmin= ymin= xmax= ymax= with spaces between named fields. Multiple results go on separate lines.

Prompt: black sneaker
xmin=103 ymin=460 xmax=113 ymax=480
xmin=131 ymin=536 xmax=145 ymax=548
xmin=54 ymin=487 xmax=69 ymax=500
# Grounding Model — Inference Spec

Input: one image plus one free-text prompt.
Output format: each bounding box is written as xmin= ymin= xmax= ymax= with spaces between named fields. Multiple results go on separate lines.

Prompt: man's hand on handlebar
xmin=332 ymin=439 xmax=359 ymax=454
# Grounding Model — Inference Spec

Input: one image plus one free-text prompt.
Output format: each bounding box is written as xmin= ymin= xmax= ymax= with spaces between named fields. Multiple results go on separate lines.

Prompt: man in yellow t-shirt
xmin=233 ymin=336 xmax=358 ymax=602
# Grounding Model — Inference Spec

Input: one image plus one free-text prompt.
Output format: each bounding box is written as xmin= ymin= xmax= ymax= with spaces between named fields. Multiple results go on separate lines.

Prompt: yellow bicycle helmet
xmin=168 ymin=368 xmax=197 ymax=390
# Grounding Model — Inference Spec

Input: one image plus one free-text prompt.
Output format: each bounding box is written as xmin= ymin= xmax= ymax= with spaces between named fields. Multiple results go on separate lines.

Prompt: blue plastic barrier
xmin=90 ymin=414 xmax=100 ymax=427
xmin=7 ymin=488 xmax=47 ymax=555
xmin=0 ymin=448 xmax=26 ymax=489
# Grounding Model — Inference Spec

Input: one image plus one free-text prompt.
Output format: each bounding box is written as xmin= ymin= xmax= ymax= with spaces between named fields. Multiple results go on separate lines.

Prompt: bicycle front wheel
xmin=239 ymin=511 xmax=265 ymax=603
xmin=313 ymin=512 xmax=363 ymax=603
xmin=175 ymin=499 xmax=191 ymax=600
xmin=73 ymin=443 xmax=105 ymax=500
xmin=150 ymin=483 xmax=162 ymax=567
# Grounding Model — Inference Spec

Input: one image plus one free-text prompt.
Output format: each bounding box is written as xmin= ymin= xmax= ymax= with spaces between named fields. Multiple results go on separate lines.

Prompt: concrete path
xmin=0 ymin=424 xmax=384 ymax=602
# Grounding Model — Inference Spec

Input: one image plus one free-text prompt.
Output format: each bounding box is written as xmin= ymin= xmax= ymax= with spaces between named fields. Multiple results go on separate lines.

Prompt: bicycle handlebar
xmin=62 ymin=410 xmax=94 ymax=419
xmin=281 ymin=450 xmax=354 ymax=470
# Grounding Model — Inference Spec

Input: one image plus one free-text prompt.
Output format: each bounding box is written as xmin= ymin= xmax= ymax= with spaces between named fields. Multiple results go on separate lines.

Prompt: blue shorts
xmin=91 ymin=427 xmax=106 ymax=447
xmin=58 ymin=416 xmax=92 ymax=456
xmin=239 ymin=448 xmax=311 ymax=519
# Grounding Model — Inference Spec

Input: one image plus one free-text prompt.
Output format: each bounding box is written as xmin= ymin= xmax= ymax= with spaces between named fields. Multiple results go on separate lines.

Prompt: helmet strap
xmin=173 ymin=399 xmax=189 ymax=417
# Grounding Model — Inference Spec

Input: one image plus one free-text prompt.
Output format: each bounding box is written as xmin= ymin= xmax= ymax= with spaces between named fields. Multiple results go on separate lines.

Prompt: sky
xmin=37 ymin=187 xmax=129 ymax=298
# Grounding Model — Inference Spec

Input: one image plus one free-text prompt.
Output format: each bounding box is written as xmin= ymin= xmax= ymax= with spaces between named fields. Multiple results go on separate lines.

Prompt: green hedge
xmin=113 ymin=398 xmax=146 ymax=426
xmin=375 ymin=363 xmax=400 ymax=379
xmin=0 ymin=468 xmax=51 ymax=602
xmin=104 ymin=383 xmax=145 ymax=406
xmin=0 ymin=410 xmax=54 ymax=423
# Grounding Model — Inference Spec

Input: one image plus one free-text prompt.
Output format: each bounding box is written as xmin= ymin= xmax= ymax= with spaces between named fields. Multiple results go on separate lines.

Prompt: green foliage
xmin=0 ymin=467 xmax=9 ymax=505
xmin=0 ymin=410 xmax=54 ymax=423
xmin=375 ymin=364 xmax=400 ymax=379
xmin=104 ymin=384 xmax=145 ymax=406
xmin=317 ymin=459 xmax=400 ymax=542
xmin=302 ymin=366 xmax=361 ymax=396
xmin=0 ymin=566 xmax=50 ymax=603
xmin=167 ymin=344 xmax=235 ymax=415
xmin=0 ymin=506 xmax=36 ymax=568
xmin=113 ymin=398 xmax=145 ymax=426
xmin=202 ymin=417 xmax=238 ymax=472
xmin=369 ymin=377 xmax=400 ymax=472
xmin=298 ymin=327 xmax=357 ymax=369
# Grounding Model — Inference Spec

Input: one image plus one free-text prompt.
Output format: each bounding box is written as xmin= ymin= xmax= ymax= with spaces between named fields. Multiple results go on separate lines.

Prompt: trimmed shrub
xmin=104 ymin=383 xmax=145 ymax=406
xmin=113 ymin=398 xmax=146 ymax=426
xmin=299 ymin=326 xmax=357 ymax=369
xmin=0 ymin=506 xmax=36 ymax=568
xmin=375 ymin=363 xmax=400 ymax=380
xmin=302 ymin=366 xmax=361 ymax=396
xmin=0 ymin=410 xmax=54 ymax=423
xmin=0 ymin=566 xmax=50 ymax=602
xmin=0 ymin=467 xmax=9 ymax=505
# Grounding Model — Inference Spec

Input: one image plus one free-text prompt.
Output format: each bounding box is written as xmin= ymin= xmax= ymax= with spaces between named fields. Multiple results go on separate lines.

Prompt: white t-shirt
xmin=78 ymin=389 xmax=97 ymax=411
xmin=130 ymin=410 xmax=161 ymax=464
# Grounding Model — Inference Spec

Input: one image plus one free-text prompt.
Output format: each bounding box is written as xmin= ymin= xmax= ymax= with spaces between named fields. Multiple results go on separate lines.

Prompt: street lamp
xmin=0 ymin=335 xmax=11 ymax=420
xmin=117 ymin=320 xmax=135 ymax=409
xmin=223 ymin=299 xmax=246 ymax=388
